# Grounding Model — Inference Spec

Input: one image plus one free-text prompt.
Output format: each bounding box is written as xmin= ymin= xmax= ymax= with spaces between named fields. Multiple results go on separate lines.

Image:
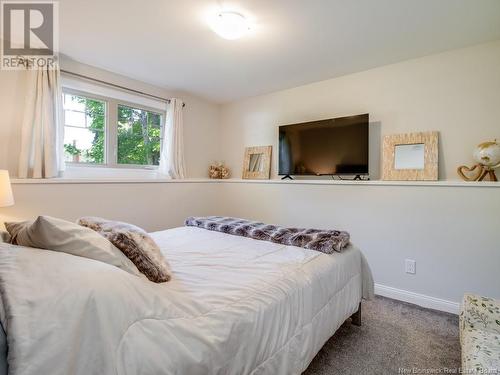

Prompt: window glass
xmin=63 ymin=93 xmax=105 ymax=164
xmin=117 ymin=105 xmax=162 ymax=166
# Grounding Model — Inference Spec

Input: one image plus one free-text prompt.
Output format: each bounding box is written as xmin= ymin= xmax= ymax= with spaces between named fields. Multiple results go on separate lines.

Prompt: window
xmin=63 ymin=93 xmax=106 ymax=164
xmin=117 ymin=105 xmax=162 ymax=166
xmin=62 ymin=90 xmax=165 ymax=168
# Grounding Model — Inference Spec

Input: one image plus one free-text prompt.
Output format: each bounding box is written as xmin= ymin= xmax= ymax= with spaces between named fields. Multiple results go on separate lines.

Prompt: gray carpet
xmin=304 ymin=296 xmax=460 ymax=375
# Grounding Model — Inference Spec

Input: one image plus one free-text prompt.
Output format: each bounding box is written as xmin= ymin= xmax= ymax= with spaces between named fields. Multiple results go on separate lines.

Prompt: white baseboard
xmin=374 ymin=283 xmax=460 ymax=315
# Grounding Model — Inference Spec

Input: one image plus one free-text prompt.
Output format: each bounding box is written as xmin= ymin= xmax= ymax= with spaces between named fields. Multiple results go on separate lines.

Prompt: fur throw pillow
xmin=78 ymin=217 xmax=171 ymax=283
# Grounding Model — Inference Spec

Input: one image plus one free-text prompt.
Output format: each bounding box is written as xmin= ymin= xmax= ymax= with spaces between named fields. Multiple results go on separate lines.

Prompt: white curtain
xmin=159 ymin=98 xmax=186 ymax=179
xmin=18 ymin=65 xmax=64 ymax=178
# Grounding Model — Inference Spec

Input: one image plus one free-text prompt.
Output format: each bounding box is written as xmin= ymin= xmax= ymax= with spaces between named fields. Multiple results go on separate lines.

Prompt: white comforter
xmin=0 ymin=227 xmax=373 ymax=375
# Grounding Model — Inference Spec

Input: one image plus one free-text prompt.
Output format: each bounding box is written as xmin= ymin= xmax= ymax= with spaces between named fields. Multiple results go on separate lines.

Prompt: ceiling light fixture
xmin=210 ymin=11 xmax=251 ymax=40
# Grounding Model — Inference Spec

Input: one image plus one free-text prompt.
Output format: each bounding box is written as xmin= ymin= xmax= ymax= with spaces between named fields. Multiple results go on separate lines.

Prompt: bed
xmin=0 ymin=226 xmax=373 ymax=375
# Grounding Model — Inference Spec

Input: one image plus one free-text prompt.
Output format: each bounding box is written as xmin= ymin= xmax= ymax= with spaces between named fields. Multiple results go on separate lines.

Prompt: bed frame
xmin=350 ymin=302 xmax=362 ymax=326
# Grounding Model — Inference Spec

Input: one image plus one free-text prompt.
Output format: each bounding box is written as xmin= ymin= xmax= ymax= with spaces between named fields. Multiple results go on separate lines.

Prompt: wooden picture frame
xmin=242 ymin=146 xmax=272 ymax=179
xmin=382 ymin=131 xmax=439 ymax=181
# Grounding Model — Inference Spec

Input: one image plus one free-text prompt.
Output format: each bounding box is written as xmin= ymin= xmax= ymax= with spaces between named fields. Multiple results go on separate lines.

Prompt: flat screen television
xmin=278 ymin=114 xmax=369 ymax=177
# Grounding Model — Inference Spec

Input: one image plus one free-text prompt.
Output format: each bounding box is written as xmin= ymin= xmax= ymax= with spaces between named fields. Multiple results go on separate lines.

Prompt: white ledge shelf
xmin=10 ymin=177 xmax=500 ymax=188
xmin=219 ymin=179 xmax=500 ymax=188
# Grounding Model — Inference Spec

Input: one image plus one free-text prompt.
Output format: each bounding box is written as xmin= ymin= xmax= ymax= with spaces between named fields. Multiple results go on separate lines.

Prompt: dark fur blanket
xmin=185 ymin=216 xmax=350 ymax=253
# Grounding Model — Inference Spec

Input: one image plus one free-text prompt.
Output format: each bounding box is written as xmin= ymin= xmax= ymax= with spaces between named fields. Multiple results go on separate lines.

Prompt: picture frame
xmin=242 ymin=146 xmax=272 ymax=179
xmin=382 ymin=131 xmax=439 ymax=181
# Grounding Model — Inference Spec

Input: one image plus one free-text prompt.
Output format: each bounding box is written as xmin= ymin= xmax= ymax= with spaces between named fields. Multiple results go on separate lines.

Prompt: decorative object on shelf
xmin=382 ymin=131 xmax=439 ymax=181
xmin=457 ymin=140 xmax=500 ymax=182
xmin=208 ymin=162 xmax=230 ymax=179
xmin=457 ymin=164 xmax=484 ymax=181
xmin=242 ymin=146 xmax=272 ymax=180
xmin=208 ymin=164 xmax=219 ymax=179
xmin=219 ymin=165 xmax=230 ymax=179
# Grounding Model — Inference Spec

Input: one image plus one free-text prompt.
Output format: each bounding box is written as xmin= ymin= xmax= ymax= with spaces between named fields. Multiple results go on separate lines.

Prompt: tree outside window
xmin=62 ymin=92 xmax=164 ymax=167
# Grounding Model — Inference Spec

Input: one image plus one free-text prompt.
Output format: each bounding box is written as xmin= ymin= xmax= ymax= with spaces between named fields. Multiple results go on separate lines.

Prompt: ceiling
xmin=59 ymin=0 xmax=500 ymax=103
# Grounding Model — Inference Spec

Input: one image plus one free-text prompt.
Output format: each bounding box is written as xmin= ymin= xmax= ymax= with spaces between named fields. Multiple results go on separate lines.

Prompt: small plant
xmin=64 ymin=143 xmax=81 ymax=156
xmin=64 ymin=143 xmax=83 ymax=163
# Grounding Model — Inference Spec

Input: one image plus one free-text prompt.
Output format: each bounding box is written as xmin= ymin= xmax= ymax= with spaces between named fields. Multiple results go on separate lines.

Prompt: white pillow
xmin=5 ymin=216 xmax=141 ymax=277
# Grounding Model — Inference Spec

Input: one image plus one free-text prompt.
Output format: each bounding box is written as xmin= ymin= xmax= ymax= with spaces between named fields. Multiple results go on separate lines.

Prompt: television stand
xmin=281 ymin=175 xmax=294 ymax=180
xmin=337 ymin=175 xmax=370 ymax=181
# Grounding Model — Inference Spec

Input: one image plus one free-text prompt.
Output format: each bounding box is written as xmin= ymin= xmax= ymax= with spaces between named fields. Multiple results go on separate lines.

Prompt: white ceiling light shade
xmin=210 ymin=11 xmax=251 ymax=40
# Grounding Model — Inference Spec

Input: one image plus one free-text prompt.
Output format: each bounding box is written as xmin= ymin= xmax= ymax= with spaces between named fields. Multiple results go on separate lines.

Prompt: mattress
xmin=0 ymin=226 xmax=372 ymax=375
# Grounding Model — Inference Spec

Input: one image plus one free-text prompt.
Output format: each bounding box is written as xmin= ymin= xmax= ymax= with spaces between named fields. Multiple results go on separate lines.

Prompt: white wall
xmin=214 ymin=40 xmax=500 ymax=308
xmin=220 ymin=40 xmax=500 ymax=180
xmin=2 ymin=181 xmax=222 ymax=232
xmin=0 ymin=56 xmax=221 ymax=178
xmin=216 ymin=181 xmax=500 ymax=307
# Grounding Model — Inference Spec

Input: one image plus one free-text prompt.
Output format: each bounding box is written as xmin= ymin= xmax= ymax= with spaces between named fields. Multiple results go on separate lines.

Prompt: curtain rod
xmin=60 ymin=69 xmax=185 ymax=108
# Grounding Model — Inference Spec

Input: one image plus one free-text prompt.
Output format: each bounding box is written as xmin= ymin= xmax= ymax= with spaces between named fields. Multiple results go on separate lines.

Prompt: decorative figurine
xmin=458 ymin=140 xmax=500 ymax=181
xmin=208 ymin=162 xmax=230 ymax=179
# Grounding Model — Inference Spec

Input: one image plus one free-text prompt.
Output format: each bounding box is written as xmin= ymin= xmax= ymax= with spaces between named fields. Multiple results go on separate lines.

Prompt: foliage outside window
xmin=63 ymin=94 xmax=105 ymax=164
xmin=118 ymin=105 xmax=162 ymax=166
xmin=62 ymin=91 xmax=164 ymax=168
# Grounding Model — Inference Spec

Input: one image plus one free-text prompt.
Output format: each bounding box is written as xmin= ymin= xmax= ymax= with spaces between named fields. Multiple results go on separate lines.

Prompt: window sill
xmin=11 ymin=167 xmax=181 ymax=184
xmin=10 ymin=177 xmax=211 ymax=184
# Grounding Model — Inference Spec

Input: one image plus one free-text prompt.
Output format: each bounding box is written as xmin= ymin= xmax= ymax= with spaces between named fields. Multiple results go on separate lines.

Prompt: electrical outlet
xmin=405 ymin=259 xmax=416 ymax=274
